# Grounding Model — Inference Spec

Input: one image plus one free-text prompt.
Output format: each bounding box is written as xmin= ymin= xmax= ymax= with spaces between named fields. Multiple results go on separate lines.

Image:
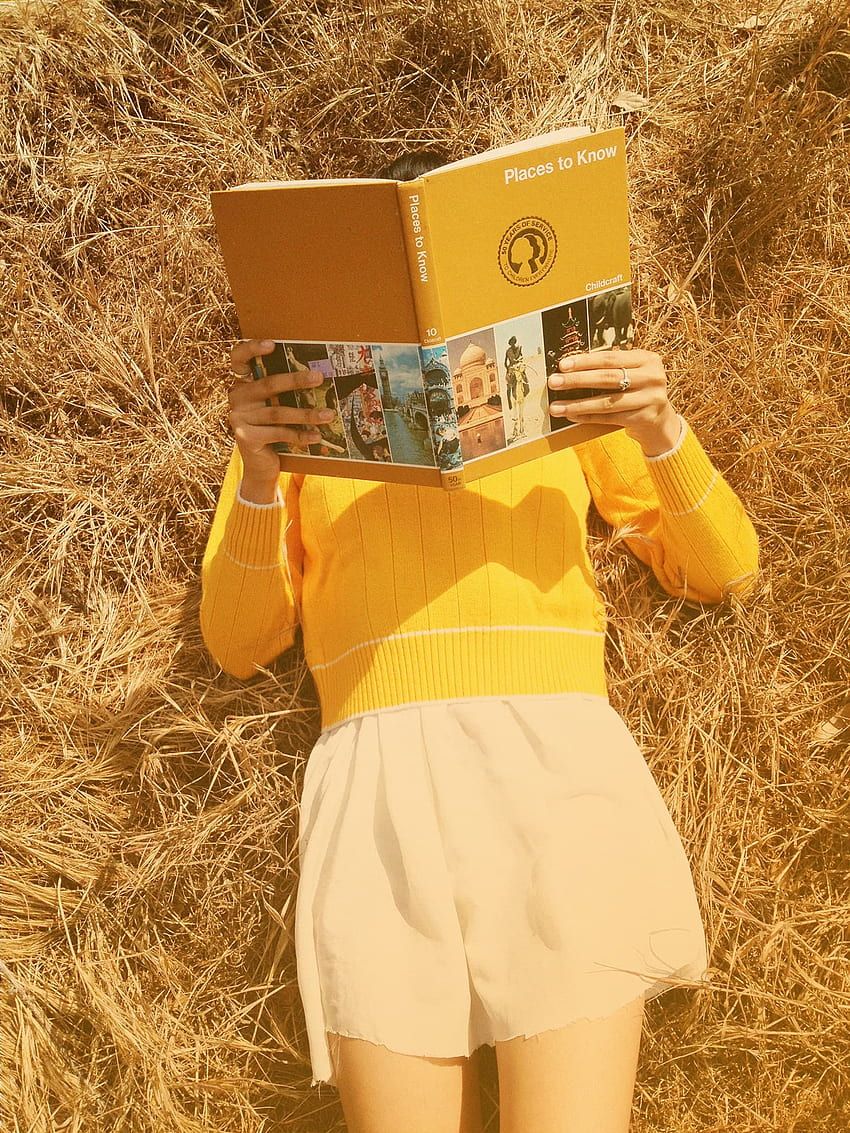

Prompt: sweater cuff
xmin=644 ymin=416 xmax=722 ymax=516
xmin=643 ymin=413 xmax=686 ymax=461
xmin=225 ymin=481 xmax=288 ymax=566
xmin=236 ymin=480 xmax=286 ymax=508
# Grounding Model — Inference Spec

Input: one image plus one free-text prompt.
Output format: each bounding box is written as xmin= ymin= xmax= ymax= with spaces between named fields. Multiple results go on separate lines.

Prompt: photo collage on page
xmin=444 ymin=283 xmax=634 ymax=465
xmin=254 ymin=340 xmax=442 ymax=467
xmin=250 ymin=282 xmax=631 ymax=469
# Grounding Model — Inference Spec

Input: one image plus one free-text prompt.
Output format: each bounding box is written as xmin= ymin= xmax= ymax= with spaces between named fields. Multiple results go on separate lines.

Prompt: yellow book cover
xmin=210 ymin=124 xmax=634 ymax=491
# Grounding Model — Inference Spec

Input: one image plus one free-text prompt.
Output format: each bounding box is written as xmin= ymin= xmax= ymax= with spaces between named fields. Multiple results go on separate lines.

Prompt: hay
xmin=1 ymin=0 xmax=848 ymax=1129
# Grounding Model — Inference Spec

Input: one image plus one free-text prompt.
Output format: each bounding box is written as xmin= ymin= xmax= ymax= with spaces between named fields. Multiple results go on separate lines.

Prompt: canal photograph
xmin=371 ymin=343 xmax=437 ymax=467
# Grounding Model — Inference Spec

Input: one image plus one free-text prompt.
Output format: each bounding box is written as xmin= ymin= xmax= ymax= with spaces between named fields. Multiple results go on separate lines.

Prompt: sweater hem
xmin=318 ymin=689 xmax=611 ymax=734
xmin=308 ymin=626 xmax=610 ymax=732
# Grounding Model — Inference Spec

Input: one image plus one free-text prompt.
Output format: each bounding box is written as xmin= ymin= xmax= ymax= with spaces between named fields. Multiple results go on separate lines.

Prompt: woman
xmin=200 ymin=148 xmax=759 ymax=1133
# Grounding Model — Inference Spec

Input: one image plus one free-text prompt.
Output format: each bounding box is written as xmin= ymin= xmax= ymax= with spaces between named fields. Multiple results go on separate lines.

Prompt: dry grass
xmin=1 ymin=0 xmax=849 ymax=1129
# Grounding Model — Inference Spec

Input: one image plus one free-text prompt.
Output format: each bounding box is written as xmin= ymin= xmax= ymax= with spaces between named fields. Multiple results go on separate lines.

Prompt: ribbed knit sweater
xmin=199 ymin=415 xmax=759 ymax=732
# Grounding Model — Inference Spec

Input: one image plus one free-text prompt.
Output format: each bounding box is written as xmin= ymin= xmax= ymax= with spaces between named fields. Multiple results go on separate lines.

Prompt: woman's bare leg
xmin=494 ymin=993 xmax=646 ymax=1133
xmin=329 ymin=1031 xmax=485 ymax=1133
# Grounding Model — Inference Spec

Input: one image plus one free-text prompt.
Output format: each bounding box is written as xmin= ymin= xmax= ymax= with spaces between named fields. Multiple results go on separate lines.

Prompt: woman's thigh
xmin=329 ymin=1031 xmax=485 ymax=1133
xmin=494 ymin=993 xmax=646 ymax=1133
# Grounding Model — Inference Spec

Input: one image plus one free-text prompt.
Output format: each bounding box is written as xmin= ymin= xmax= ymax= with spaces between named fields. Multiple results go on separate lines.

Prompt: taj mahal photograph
xmin=444 ymin=327 xmax=507 ymax=461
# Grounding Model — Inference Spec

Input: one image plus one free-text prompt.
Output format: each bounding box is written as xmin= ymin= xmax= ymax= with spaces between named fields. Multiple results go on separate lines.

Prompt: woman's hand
xmin=227 ymin=338 xmax=337 ymax=483
xmin=548 ymin=348 xmax=682 ymax=455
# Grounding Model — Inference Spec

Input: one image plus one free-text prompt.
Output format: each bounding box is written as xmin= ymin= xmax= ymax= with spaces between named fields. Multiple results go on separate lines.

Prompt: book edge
xmin=210 ymin=125 xmax=607 ymax=194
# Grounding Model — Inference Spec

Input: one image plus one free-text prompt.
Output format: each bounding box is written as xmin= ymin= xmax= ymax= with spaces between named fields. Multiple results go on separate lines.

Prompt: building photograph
xmin=445 ymin=327 xmax=507 ymax=460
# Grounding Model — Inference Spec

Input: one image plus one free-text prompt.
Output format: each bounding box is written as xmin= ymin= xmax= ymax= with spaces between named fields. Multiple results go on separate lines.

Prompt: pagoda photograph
xmin=541 ymin=299 xmax=606 ymax=433
xmin=370 ymin=344 xmax=437 ymax=467
xmin=445 ymin=327 xmax=507 ymax=462
xmin=493 ymin=311 xmax=550 ymax=446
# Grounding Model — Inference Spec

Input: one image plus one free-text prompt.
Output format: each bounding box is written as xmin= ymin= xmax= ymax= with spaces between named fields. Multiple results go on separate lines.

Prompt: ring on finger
xmin=618 ymin=367 xmax=630 ymax=391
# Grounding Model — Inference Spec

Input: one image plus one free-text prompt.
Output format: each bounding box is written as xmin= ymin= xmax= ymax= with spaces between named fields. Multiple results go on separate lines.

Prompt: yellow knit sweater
xmin=199 ymin=415 xmax=759 ymax=731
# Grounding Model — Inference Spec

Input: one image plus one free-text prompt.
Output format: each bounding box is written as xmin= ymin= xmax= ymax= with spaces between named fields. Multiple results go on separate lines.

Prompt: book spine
xmin=397 ymin=178 xmax=442 ymax=347
xmin=397 ymin=179 xmax=465 ymax=491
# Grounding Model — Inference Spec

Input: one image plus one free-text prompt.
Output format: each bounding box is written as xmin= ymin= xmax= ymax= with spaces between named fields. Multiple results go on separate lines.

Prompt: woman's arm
xmin=575 ymin=415 xmax=760 ymax=603
xmin=199 ymin=443 xmax=305 ymax=677
xmin=551 ymin=348 xmax=759 ymax=604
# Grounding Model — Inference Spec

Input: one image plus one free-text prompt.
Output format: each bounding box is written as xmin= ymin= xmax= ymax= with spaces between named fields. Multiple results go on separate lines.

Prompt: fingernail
xmin=318 ymin=410 xmax=335 ymax=420
xmin=549 ymin=375 xmax=564 ymax=388
xmin=560 ymin=356 xmax=575 ymax=370
xmin=261 ymin=339 xmax=275 ymax=348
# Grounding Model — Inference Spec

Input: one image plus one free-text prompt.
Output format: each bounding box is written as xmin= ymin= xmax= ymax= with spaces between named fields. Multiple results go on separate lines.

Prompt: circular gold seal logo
xmin=497 ymin=216 xmax=557 ymax=286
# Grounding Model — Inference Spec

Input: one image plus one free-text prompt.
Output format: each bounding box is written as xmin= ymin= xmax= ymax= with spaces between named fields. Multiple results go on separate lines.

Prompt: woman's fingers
xmin=240 ymin=421 xmax=323 ymax=448
xmin=550 ymin=362 xmax=642 ymax=390
xmin=229 ymin=382 xmax=333 ymax=427
xmin=550 ymin=391 xmax=636 ymax=415
xmin=556 ymin=348 xmax=649 ymax=374
xmin=227 ymin=363 xmax=319 ymax=408
xmin=230 ymin=337 xmax=276 ymax=373
xmin=253 ymin=402 xmax=336 ymax=427
xmin=227 ymin=357 xmax=336 ymax=454
xmin=548 ymin=349 xmax=669 ymax=421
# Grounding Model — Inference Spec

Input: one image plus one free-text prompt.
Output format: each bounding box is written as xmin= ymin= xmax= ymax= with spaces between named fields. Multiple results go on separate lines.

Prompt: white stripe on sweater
xmin=664 ymin=469 xmax=719 ymax=516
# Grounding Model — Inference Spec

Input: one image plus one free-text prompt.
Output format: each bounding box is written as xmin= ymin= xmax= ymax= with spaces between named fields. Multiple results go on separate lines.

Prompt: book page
xmin=225 ymin=131 xmax=594 ymax=190
xmin=211 ymin=181 xmax=418 ymax=343
xmin=426 ymin=126 xmax=592 ymax=177
xmin=226 ymin=177 xmax=396 ymax=190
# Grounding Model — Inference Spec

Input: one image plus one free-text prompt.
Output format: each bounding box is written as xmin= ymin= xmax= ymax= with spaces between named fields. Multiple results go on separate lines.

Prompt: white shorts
xmin=294 ymin=693 xmax=709 ymax=1088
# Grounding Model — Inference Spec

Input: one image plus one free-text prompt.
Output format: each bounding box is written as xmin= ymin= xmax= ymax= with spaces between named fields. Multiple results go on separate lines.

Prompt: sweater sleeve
xmin=574 ymin=414 xmax=760 ymax=604
xmin=199 ymin=443 xmax=305 ymax=678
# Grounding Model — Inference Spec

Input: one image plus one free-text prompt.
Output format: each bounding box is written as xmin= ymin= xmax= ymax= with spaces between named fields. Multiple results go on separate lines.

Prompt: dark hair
xmin=374 ymin=148 xmax=450 ymax=181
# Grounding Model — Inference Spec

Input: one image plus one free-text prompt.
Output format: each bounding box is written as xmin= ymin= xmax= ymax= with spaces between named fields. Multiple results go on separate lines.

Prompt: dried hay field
xmin=1 ymin=0 xmax=849 ymax=1130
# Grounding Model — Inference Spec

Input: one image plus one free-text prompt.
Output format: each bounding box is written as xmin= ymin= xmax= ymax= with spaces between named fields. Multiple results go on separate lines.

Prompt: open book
xmin=210 ymin=124 xmax=634 ymax=490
